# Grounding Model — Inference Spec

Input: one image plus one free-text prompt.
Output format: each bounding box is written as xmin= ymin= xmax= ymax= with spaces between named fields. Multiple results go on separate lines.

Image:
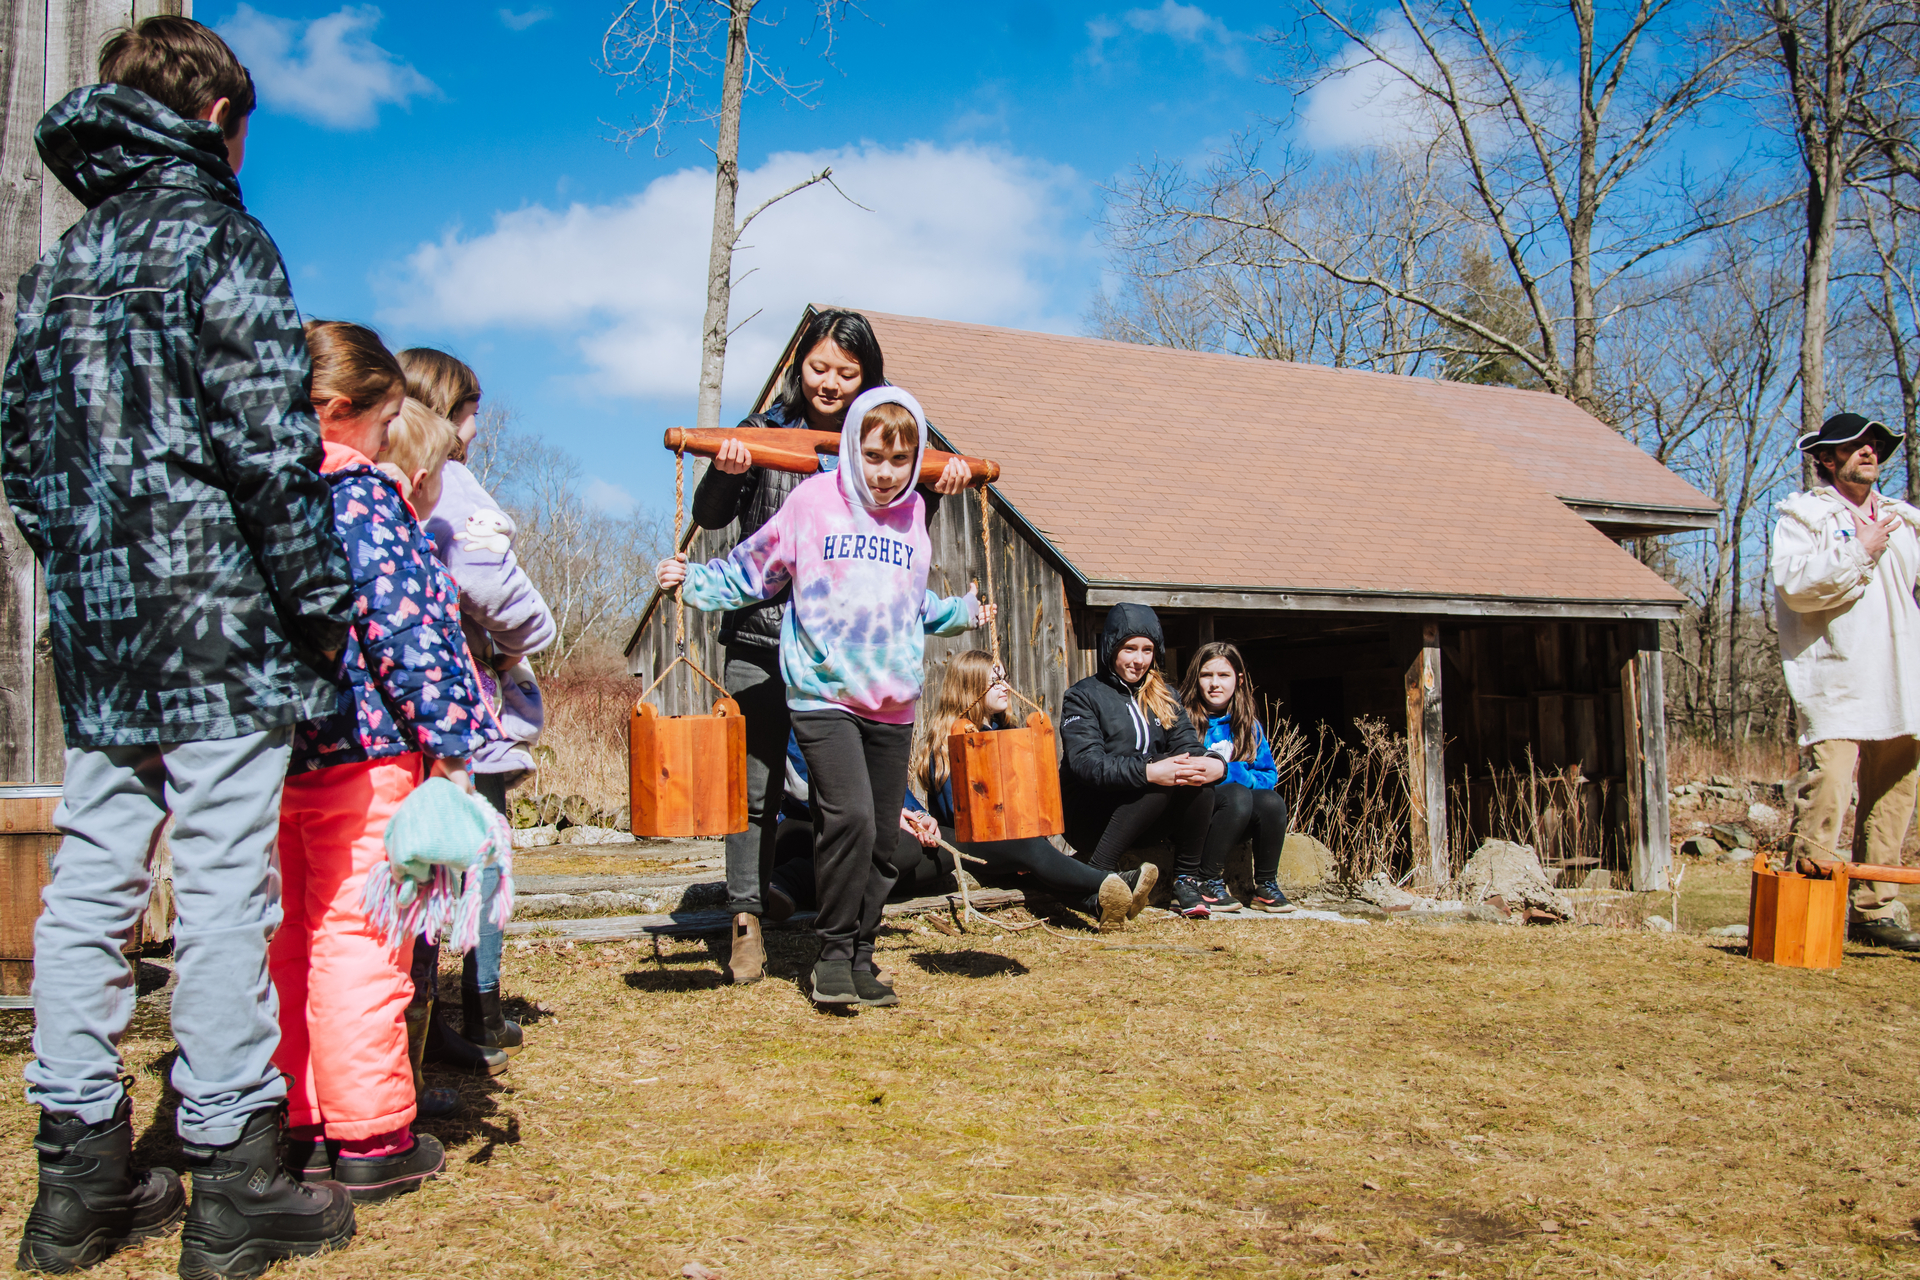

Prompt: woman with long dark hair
xmin=687 ymin=309 xmax=967 ymax=984
xmin=1180 ymin=642 xmax=1295 ymax=914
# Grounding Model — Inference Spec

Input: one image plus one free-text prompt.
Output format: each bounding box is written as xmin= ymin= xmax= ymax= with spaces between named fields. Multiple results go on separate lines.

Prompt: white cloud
xmin=499 ymin=7 xmax=552 ymax=31
xmin=383 ymin=142 xmax=1089 ymax=407
xmin=220 ymin=5 xmax=436 ymax=130
xmin=1088 ymin=2 xmax=1248 ymax=72
xmin=583 ymin=477 xmax=637 ymax=514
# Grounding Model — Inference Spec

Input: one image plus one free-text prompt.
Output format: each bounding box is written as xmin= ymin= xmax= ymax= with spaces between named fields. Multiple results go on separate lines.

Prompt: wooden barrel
xmin=629 ymin=698 xmax=749 ymax=838
xmin=948 ymin=712 xmax=1065 ymax=843
xmin=0 ymin=785 xmax=63 ymax=1006
xmin=1747 ymin=853 xmax=1847 ymax=969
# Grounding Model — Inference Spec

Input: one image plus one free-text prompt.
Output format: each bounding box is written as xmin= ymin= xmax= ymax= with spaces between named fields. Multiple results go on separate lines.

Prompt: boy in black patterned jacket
xmin=0 ymin=17 xmax=358 ymax=1277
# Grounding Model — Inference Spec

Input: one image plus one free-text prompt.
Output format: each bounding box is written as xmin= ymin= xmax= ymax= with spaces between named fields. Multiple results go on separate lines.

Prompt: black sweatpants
xmin=1066 ymin=784 xmax=1216 ymax=877
xmin=791 ymin=710 xmax=913 ymax=963
xmin=722 ymin=644 xmax=790 ymax=916
xmin=947 ymin=828 xmax=1108 ymax=898
xmin=1202 ymin=783 xmax=1290 ymax=881
xmin=769 ymin=820 xmax=956 ymax=908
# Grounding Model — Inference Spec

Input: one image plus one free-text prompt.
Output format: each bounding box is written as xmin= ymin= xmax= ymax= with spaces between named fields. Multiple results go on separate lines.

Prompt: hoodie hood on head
xmin=838 ymin=386 xmax=929 ymax=511
xmin=1099 ymin=602 xmax=1165 ymax=681
xmin=36 ymin=83 xmax=241 ymax=212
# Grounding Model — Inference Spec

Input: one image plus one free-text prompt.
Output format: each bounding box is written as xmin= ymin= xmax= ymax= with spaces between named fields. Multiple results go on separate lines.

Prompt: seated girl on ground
xmin=1180 ymin=642 xmax=1296 ymax=914
xmin=912 ymin=650 xmax=1153 ymax=930
xmin=1059 ymin=604 xmax=1225 ymax=918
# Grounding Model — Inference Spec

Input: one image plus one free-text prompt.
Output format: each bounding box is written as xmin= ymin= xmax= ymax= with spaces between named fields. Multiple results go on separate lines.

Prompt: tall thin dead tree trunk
xmin=696 ymin=0 xmax=754 ymax=435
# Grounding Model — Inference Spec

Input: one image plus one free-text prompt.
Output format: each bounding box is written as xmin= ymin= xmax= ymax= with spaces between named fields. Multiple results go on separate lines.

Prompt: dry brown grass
xmin=6 ymin=904 xmax=1920 ymax=1279
xmin=1669 ymin=736 xmax=1802 ymax=785
xmin=520 ymin=671 xmax=634 ymax=815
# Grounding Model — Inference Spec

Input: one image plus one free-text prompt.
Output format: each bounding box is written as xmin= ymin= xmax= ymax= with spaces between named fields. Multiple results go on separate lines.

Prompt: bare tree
xmin=1854 ymin=177 xmax=1920 ymax=496
xmin=1281 ymin=0 xmax=1758 ymax=409
xmin=1750 ymin=0 xmax=1920 ymax=451
xmin=600 ymin=1 xmax=862 ymax=434
xmin=469 ymin=412 xmax=672 ymax=670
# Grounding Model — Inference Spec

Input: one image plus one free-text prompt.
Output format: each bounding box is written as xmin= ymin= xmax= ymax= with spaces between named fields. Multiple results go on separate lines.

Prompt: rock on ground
xmin=1275 ymin=833 xmax=1335 ymax=889
xmin=1680 ymin=836 xmax=1724 ymax=859
xmin=1456 ymin=841 xmax=1573 ymax=921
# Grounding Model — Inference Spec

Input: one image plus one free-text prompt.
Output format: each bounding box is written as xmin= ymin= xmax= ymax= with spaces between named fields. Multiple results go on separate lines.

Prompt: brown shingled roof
xmin=860 ymin=311 xmax=1691 ymax=615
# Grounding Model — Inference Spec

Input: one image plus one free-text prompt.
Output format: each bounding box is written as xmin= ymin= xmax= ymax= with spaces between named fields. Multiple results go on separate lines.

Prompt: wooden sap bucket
xmin=1 ymin=785 xmax=62 ymax=1006
xmin=629 ymin=698 xmax=749 ymax=838
xmin=1748 ymin=854 xmax=1920 ymax=969
xmin=948 ymin=713 xmax=1065 ymax=843
xmin=1747 ymin=853 xmax=1848 ymax=969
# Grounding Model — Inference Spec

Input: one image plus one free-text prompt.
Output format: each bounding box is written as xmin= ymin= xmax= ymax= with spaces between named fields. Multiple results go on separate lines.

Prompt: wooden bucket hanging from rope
xmin=1747 ymin=851 xmax=1920 ymax=969
xmin=628 ymin=446 xmax=749 ymax=838
xmin=947 ymin=486 xmax=1065 ymax=843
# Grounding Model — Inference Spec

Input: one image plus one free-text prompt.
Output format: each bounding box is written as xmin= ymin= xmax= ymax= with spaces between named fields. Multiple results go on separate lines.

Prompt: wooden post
xmin=1618 ymin=620 xmax=1671 ymax=891
xmin=1404 ymin=621 xmax=1447 ymax=889
xmin=0 ymin=1 xmax=188 ymax=783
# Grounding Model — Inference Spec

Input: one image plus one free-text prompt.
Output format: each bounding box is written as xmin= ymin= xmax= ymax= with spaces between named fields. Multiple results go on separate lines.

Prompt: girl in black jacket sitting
xmin=913 ymin=651 xmax=1152 ymax=930
xmin=1060 ymin=604 xmax=1227 ymax=918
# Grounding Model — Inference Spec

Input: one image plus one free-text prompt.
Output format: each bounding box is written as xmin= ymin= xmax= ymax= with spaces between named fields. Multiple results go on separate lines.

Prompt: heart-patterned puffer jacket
xmin=291 ymin=447 xmax=500 ymax=775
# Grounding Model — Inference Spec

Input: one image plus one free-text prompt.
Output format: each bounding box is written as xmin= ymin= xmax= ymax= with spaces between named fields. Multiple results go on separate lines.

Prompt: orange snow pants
xmin=271 ymin=754 xmax=423 ymax=1140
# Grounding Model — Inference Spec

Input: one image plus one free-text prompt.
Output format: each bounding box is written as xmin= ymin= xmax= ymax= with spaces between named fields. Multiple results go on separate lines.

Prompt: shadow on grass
xmin=622 ymin=968 xmax=727 ymax=993
xmin=909 ymin=950 xmax=1030 ymax=979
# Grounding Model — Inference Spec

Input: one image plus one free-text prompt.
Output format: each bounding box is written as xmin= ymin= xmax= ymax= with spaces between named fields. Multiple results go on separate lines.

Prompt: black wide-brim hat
xmin=1798 ymin=412 xmax=1903 ymax=457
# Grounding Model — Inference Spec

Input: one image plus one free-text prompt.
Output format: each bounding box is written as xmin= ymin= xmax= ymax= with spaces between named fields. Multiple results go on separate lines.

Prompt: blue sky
xmin=199 ymin=1 xmax=1738 ymax=514
xmin=198 ymin=1 xmax=1320 ymax=511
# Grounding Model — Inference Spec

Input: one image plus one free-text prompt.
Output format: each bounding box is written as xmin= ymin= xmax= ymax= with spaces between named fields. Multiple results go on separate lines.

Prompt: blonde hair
xmin=396 ymin=348 xmax=481 ymax=420
xmin=860 ymin=400 xmax=919 ymax=452
xmin=380 ymin=398 xmax=457 ymax=480
xmin=1136 ymin=666 xmax=1180 ymax=729
xmin=912 ymin=650 xmax=1008 ymax=795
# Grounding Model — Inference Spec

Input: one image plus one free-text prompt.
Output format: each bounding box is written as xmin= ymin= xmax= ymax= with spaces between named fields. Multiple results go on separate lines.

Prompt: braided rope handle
xmin=642 ymin=442 xmax=726 ymax=708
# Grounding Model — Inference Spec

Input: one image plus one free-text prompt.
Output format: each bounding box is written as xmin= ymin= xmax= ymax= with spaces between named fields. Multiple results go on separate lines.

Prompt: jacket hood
xmin=1099 ymin=602 xmax=1165 ymax=683
xmin=838 ymin=386 xmax=929 ymax=511
xmin=36 ymin=83 xmax=242 ymax=212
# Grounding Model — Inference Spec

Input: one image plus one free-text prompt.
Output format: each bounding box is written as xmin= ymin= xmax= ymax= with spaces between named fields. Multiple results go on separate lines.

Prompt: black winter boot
xmin=329 ymin=1134 xmax=444 ymax=1205
xmin=404 ymin=1001 xmax=459 ymax=1119
xmin=177 ymin=1107 xmax=353 ymax=1280
xmin=421 ymin=1008 xmax=508 ymax=1076
xmin=15 ymin=1094 xmax=184 ymax=1273
xmin=461 ymin=982 xmax=522 ymax=1055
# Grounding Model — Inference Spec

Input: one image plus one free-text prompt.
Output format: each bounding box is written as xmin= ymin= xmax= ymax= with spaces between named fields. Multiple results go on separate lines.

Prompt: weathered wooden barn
xmin=626 ymin=309 xmax=1719 ymax=893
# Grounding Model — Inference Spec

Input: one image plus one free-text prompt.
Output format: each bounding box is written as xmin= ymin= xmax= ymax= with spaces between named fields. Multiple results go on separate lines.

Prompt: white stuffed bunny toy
xmin=457 ymin=509 xmax=513 ymax=556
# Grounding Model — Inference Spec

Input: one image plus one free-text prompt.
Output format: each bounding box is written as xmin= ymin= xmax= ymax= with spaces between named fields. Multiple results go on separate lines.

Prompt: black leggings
xmin=947 ymin=827 xmax=1107 ymax=898
xmin=1202 ymin=783 xmax=1290 ymax=880
xmin=1066 ymin=784 xmax=1216 ymax=877
xmin=770 ymin=820 xmax=955 ymax=909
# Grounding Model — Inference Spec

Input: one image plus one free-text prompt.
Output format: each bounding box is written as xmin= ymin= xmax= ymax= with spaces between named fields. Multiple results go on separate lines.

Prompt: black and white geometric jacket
xmin=0 ymin=84 xmax=353 ymax=748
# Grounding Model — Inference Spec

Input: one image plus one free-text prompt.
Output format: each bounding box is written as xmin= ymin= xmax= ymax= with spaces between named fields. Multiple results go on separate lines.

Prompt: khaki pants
xmin=1792 ymin=737 xmax=1920 ymax=920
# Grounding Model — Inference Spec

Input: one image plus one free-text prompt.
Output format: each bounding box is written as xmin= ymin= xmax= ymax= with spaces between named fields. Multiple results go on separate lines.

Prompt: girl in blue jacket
xmin=1180 ymin=642 xmax=1296 ymax=913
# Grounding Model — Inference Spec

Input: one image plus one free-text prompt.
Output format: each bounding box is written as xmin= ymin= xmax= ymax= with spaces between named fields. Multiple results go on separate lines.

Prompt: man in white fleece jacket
xmin=1773 ymin=412 xmax=1920 ymax=950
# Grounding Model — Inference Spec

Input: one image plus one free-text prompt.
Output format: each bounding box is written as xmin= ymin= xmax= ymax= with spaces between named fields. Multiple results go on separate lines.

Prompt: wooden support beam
xmin=1618 ymin=620 xmax=1671 ymax=891
xmin=1404 ymin=621 xmax=1447 ymax=890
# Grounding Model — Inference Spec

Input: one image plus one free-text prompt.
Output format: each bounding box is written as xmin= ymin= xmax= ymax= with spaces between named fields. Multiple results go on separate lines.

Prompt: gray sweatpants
xmin=25 ymin=728 xmax=293 ymax=1146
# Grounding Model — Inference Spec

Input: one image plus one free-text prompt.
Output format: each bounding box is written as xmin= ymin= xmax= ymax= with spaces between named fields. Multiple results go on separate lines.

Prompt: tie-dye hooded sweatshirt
xmin=680 ymin=387 xmax=980 ymax=723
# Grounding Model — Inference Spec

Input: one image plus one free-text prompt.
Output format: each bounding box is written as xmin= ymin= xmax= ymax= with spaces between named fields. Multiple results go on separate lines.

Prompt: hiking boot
xmin=810 ymin=958 xmax=858 ymax=1005
xmin=1848 ymin=918 xmax=1920 ymax=951
xmin=404 ymin=1002 xmax=459 ymax=1118
xmin=1078 ymin=873 xmax=1132 ymax=932
xmin=177 ymin=1107 xmax=354 ymax=1280
xmin=1170 ymin=876 xmax=1212 ymax=919
xmin=727 ymin=913 xmax=767 ymax=985
xmin=764 ymin=881 xmax=798 ymax=924
xmin=851 ymin=969 xmax=899 ymax=1007
xmin=1199 ymin=878 xmax=1242 ymax=914
xmin=1120 ymin=865 xmax=1159 ymax=920
xmin=329 ymin=1136 xmax=444 ymax=1205
xmin=16 ymin=1093 xmax=184 ymax=1273
xmin=282 ymin=1132 xmax=332 ymax=1185
xmin=461 ymin=983 xmax=522 ymax=1056
xmin=422 ymin=1009 xmax=508 ymax=1077
xmin=1247 ymin=880 xmax=1297 ymax=914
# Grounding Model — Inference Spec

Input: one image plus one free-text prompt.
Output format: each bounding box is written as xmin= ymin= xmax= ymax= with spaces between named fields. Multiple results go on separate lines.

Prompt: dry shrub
xmin=1271 ymin=713 xmax=1411 ymax=885
xmin=518 ymin=669 xmax=634 ymax=816
xmin=1449 ymin=753 xmax=1623 ymax=886
xmin=1669 ymin=733 xmax=1800 ymax=783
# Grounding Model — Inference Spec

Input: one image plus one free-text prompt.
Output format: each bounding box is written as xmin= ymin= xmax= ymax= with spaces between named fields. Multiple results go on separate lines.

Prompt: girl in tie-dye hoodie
xmin=657 ymin=387 xmax=992 ymax=1007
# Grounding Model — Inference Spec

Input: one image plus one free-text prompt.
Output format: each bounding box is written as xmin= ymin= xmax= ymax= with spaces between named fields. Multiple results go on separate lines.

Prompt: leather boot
xmin=422 ymin=1007 xmax=508 ymax=1077
xmin=404 ymin=1001 xmax=459 ymax=1118
xmin=727 ymin=912 xmax=766 ymax=985
xmin=177 ymin=1107 xmax=353 ymax=1280
xmin=461 ymin=982 xmax=522 ymax=1055
xmin=16 ymin=1093 xmax=184 ymax=1273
